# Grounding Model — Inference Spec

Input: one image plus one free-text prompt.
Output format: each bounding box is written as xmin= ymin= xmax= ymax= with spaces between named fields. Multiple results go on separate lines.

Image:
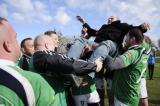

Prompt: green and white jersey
xmin=0 ymin=59 xmax=56 ymax=106
xmin=112 ymin=45 xmax=148 ymax=106
xmin=72 ymin=76 xmax=96 ymax=95
xmin=29 ymin=57 xmax=67 ymax=106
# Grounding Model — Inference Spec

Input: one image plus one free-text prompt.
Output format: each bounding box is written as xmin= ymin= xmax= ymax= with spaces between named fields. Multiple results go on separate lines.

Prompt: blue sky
xmin=0 ymin=0 xmax=160 ymax=45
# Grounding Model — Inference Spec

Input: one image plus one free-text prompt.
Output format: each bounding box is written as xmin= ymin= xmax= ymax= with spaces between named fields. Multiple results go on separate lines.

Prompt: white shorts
xmin=114 ymin=96 xmax=127 ymax=106
xmin=73 ymin=90 xmax=100 ymax=106
xmin=139 ymin=78 xmax=148 ymax=98
xmin=95 ymin=78 xmax=104 ymax=89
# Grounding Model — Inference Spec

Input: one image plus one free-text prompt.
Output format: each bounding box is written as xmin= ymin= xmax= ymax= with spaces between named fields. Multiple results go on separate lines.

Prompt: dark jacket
xmin=18 ymin=54 xmax=31 ymax=70
xmin=83 ymin=20 xmax=147 ymax=45
xmin=32 ymin=50 xmax=97 ymax=76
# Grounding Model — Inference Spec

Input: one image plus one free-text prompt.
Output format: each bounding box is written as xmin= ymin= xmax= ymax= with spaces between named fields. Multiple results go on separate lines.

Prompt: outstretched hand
xmin=76 ymin=15 xmax=85 ymax=24
xmin=95 ymin=57 xmax=103 ymax=72
xmin=142 ymin=23 xmax=151 ymax=30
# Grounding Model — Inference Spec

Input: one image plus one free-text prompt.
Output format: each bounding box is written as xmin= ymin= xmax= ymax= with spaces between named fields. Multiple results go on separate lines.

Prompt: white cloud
xmin=4 ymin=0 xmax=53 ymax=23
xmin=33 ymin=1 xmax=53 ymax=23
xmin=54 ymin=7 xmax=71 ymax=25
xmin=66 ymin=0 xmax=160 ymax=25
xmin=34 ymin=1 xmax=47 ymax=12
xmin=66 ymin=0 xmax=99 ymax=9
xmin=0 ymin=3 xmax=8 ymax=18
xmin=12 ymin=12 xmax=25 ymax=21
xmin=38 ymin=14 xmax=53 ymax=23
xmin=5 ymin=0 xmax=34 ymax=13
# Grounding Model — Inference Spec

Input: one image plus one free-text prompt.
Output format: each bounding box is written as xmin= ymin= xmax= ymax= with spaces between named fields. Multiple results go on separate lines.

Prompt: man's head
xmin=34 ymin=34 xmax=55 ymax=51
xmin=44 ymin=30 xmax=59 ymax=48
xmin=143 ymin=35 xmax=151 ymax=45
xmin=20 ymin=37 xmax=34 ymax=56
xmin=81 ymin=27 xmax=88 ymax=37
xmin=122 ymin=28 xmax=144 ymax=49
xmin=0 ymin=17 xmax=21 ymax=62
xmin=108 ymin=16 xmax=118 ymax=24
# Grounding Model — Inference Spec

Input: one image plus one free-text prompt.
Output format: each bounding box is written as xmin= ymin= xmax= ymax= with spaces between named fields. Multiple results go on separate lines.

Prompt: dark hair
xmin=128 ymin=28 xmax=144 ymax=44
xmin=20 ymin=37 xmax=32 ymax=48
xmin=144 ymin=35 xmax=151 ymax=45
xmin=0 ymin=17 xmax=7 ymax=24
xmin=44 ymin=30 xmax=57 ymax=36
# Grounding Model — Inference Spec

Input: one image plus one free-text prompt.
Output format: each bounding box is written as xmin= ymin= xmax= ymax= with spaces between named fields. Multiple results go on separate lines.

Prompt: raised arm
xmin=119 ymin=22 xmax=150 ymax=33
xmin=76 ymin=15 xmax=97 ymax=37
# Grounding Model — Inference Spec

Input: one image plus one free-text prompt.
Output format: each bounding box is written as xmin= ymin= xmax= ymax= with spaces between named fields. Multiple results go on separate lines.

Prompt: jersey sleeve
xmin=120 ymin=49 xmax=139 ymax=67
xmin=21 ymin=71 xmax=57 ymax=106
xmin=33 ymin=51 xmax=97 ymax=75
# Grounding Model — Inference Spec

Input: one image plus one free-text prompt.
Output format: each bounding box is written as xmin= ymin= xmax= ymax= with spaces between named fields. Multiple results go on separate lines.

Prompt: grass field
xmin=147 ymin=63 xmax=160 ymax=106
xmin=104 ymin=63 xmax=160 ymax=106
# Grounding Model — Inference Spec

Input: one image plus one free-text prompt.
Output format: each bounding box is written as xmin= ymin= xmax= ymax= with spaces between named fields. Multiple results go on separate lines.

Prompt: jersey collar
xmin=0 ymin=59 xmax=15 ymax=66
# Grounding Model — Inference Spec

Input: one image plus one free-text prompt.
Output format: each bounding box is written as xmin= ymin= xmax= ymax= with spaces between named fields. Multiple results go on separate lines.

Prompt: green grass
xmin=104 ymin=63 xmax=160 ymax=106
xmin=156 ymin=50 xmax=160 ymax=57
xmin=146 ymin=63 xmax=160 ymax=105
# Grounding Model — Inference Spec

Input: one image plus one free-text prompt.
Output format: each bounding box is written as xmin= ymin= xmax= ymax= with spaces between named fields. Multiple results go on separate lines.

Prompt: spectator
xmin=104 ymin=28 xmax=147 ymax=105
xmin=18 ymin=37 xmax=34 ymax=70
xmin=0 ymin=17 xmax=57 ymax=106
xmin=148 ymin=47 xmax=156 ymax=80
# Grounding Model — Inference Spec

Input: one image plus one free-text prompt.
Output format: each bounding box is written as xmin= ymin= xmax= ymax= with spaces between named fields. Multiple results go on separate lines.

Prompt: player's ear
xmin=4 ymin=40 xmax=12 ymax=52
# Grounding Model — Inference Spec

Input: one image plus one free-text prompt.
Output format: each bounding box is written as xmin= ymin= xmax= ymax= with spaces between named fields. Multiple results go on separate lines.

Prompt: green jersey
xmin=112 ymin=45 xmax=148 ymax=105
xmin=0 ymin=60 xmax=56 ymax=106
xmin=141 ymin=41 xmax=151 ymax=78
xmin=29 ymin=57 xmax=67 ymax=106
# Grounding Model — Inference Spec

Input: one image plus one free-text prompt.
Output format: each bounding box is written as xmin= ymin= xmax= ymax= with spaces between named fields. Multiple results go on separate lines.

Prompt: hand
xmin=81 ymin=27 xmax=88 ymax=37
xmin=142 ymin=23 xmax=151 ymax=30
xmin=84 ymin=44 xmax=92 ymax=54
xmin=76 ymin=15 xmax=85 ymax=24
xmin=95 ymin=57 xmax=103 ymax=72
xmin=80 ymin=79 xmax=88 ymax=87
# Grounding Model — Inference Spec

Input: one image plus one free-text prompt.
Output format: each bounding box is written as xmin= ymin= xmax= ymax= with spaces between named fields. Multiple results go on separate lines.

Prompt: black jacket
xmin=32 ymin=50 xmax=97 ymax=76
xmin=18 ymin=54 xmax=31 ymax=70
xmin=83 ymin=20 xmax=147 ymax=45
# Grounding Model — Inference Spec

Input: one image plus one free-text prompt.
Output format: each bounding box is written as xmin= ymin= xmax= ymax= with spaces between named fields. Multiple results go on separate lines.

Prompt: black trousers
xmin=88 ymin=103 xmax=100 ymax=106
xmin=148 ymin=64 xmax=154 ymax=79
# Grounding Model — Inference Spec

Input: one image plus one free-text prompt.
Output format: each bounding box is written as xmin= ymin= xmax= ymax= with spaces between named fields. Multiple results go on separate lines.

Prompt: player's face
xmin=122 ymin=33 xmax=130 ymax=50
xmin=108 ymin=16 xmax=117 ymax=24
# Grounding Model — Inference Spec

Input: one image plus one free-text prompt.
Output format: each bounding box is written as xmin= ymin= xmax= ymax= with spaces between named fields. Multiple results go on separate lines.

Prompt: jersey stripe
xmin=0 ymin=65 xmax=35 ymax=106
xmin=0 ymin=68 xmax=28 ymax=105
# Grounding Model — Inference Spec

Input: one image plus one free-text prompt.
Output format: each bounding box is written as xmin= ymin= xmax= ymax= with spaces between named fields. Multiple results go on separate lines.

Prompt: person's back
xmin=0 ymin=17 xmax=57 ymax=106
xmin=148 ymin=47 xmax=156 ymax=80
xmin=0 ymin=63 xmax=56 ymax=106
xmin=148 ymin=49 xmax=156 ymax=65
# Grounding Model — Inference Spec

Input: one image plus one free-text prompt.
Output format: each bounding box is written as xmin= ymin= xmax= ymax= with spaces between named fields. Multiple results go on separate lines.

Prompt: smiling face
xmin=107 ymin=16 xmax=118 ymax=24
